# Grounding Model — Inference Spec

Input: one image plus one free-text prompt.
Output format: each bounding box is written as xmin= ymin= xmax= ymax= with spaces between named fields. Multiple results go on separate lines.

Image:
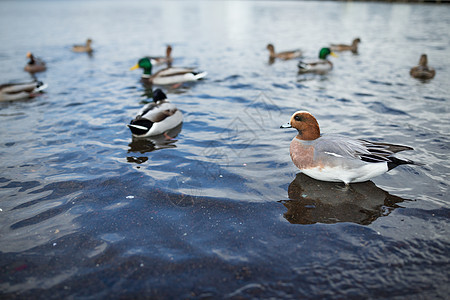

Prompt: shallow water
xmin=0 ymin=0 xmax=449 ymax=298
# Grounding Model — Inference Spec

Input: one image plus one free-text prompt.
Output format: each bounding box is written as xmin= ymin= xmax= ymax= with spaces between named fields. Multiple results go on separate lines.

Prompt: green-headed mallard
xmin=410 ymin=54 xmax=435 ymax=80
xmin=297 ymin=48 xmax=337 ymax=74
xmin=330 ymin=38 xmax=361 ymax=54
xmin=0 ymin=81 xmax=47 ymax=102
xmin=72 ymin=38 xmax=93 ymax=53
xmin=24 ymin=52 xmax=46 ymax=73
xmin=128 ymin=89 xmax=183 ymax=138
xmin=146 ymin=45 xmax=173 ymax=66
xmin=267 ymin=43 xmax=303 ymax=61
xmin=130 ymin=57 xmax=207 ymax=85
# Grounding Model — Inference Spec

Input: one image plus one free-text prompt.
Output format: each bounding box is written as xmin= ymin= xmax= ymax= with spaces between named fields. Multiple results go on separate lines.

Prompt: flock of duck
xmin=1 ymin=37 xmax=434 ymax=185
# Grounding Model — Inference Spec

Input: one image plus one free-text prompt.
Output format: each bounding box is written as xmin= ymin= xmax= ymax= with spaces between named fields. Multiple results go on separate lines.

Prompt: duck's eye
xmin=294 ymin=115 xmax=302 ymax=122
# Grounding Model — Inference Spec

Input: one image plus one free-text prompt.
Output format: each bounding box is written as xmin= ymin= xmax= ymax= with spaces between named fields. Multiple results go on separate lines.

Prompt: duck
xmin=281 ymin=111 xmax=420 ymax=185
xmin=297 ymin=48 xmax=337 ymax=74
xmin=24 ymin=52 xmax=46 ymax=73
xmin=0 ymin=81 xmax=47 ymax=102
xmin=72 ymin=38 xmax=93 ymax=53
xmin=410 ymin=54 xmax=435 ymax=80
xmin=128 ymin=89 xmax=183 ymax=138
xmin=146 ymin=45 xmax=173 ymax=66
xmin=266 ymin=43 xmax=302 ymax=61
xmin=130 ymin=57 xmax=207 ymax=85
xmin=330 ymin=38 xmax=361 ymax=54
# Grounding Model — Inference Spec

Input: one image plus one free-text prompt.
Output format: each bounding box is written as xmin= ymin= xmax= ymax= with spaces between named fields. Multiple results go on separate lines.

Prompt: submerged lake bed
xmin=0 ymin=0 xmax=449 ymax=298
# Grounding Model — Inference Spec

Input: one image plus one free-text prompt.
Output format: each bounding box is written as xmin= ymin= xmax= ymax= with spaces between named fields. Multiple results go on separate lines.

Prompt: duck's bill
xmin=280 ymin=123 xmax=292 ymax=128
xmin=330 ymin=52 xmax=338 ymax=58
xmin=130 ymin=64 xmax=139 ymax=71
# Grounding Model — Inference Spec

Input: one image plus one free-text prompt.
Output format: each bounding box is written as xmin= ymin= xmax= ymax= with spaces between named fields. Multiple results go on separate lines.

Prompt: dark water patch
xmin=3 ymin=180 xmax=41 ymax=194
xmin=228 ymin=83 xmax=254 ymax=89
xmin=367 ymin=102 xmax=408 ymax=115
xmin=272 ymin=83 xmax=293 ymax=90
xmin=64 ymin=102 xmax=84 ymax=107
xmin=354 ymin=92 xmax=375 ymax=97
xmin=368 ymin=79 xmax=393 ymax=86
xmin=424 ymin=96 xmax=447 ymax=102
xmin=223 ymin=74 xmax=243 ymax=81
xmin=337 ymin=97 xmax=352 ymax=103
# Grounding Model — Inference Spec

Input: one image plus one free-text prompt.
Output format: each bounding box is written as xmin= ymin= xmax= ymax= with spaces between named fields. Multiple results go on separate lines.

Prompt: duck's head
xmin=319 ymin=47 xmax=337 ymax=60
xmin=130 ymin=57 xmax=153 ymax=75
xmin=26 ymin=52 xmax=33 ymax=59
xmin=152 ymin=88 xmax=167 ymax=102
xmin=86 ymin=38 xmax=92 ymax=45
xmin=353 ymin=38 xmax=361 ymax=45
xmin=166 ymin=45 xmax=172 ymax=56
xmin=419 ymin=54 xmax=428 ymax=66
xmin=281 ymin=111 xmax=320 ymax=140
xmin=266 ymin=44 xmax=275 ymax=52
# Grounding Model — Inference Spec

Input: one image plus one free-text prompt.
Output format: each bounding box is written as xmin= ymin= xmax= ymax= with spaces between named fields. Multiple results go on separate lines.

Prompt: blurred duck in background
xmin=297 ymin=47 xmax=337 ymax=75
xmin=24 ymin=52 xmax=46 ymax=73
xmin=0 ymin=81 xmax=47 ymax=102
xmin=410 ymin=54 xmax=435 ymax=80
xmin=266 ymin=43 xmax=303 ymax=63
xmin=146 ymin=45 xmax=173 ymax=66
xmin=130 ymin=57 xmax=207 ymax=86
xmin=72 ymin=38 xmax=93 ymax=53
xmin=330 ymin=38 xmax=361 ymax=54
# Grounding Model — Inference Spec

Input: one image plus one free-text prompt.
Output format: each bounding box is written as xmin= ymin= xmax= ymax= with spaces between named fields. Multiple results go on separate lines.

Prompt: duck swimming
xmin=128 ymin=89 xmax=183 ymax=138
xmin=24 ymin=52 xmax=46 ymax=73
xmin=146 ymin=45 xmax=173 ymax=66
xmin=330 ymin=38 xmax=361 ymax=54
xmin=410 ymin=54 xmax=435 ymax=80
xmin=266 ymin=43 xmax=302 ymax=61
xmin=130 ymin=57 xmax=207 ymax=85
xmin=0 ymin=81 xmax=47 ymax=102
xmin=298 ymin=48 xmax=337 ymax=74
xmin=281 ymin=111 xmax=420 ymax=185
xmin=72 ymin=39 xmax=93 ymax=53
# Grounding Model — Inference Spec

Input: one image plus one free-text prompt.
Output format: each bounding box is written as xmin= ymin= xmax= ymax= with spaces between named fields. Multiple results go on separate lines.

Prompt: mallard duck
xmin=146 ymin=45 xmax=173 ymax=66
xmin=72 ymin=39 xmax=93 ymax=53
xmin=330 ymin=38 xmax=361 ymax=54
xmin=130 ymin=57 xmax=207 ymax=85
xmin=0 ymin=81 xmax=47 ymax=102
xmin=128 ymin=89 xmax=183 ymax=138
xmin=266 ymin=43 xmax=302 ymax=61
xmin=24 ymin=52 xmax=46 ymax=73
xmin=410 ymin=54 xmax=435 ymax=80
xmin=297 ymin=48 xmax=337 ymax=74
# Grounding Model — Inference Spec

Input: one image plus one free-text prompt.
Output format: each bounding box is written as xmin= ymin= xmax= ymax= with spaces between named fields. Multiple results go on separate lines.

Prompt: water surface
xmin=0 ymin=0 xmax=449 ymax=298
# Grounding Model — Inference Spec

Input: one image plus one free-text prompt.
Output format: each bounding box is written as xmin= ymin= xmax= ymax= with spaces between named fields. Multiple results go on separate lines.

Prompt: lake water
xmin=0 ymin=0 xmax=449 ymax=298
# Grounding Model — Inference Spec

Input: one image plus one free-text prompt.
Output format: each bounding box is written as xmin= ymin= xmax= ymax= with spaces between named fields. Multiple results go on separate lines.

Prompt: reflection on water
xmin=281 ymin=173 xmax=407 ymax=225
xmin=127 ymin=123 xmax=182 ymax=159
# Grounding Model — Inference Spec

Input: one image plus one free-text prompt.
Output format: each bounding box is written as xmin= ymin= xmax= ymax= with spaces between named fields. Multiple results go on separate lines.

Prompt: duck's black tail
xmin=128 ymin=119 xmax=153 ymax=136
xmin=387 ymin=157 xmax=423 ymax=171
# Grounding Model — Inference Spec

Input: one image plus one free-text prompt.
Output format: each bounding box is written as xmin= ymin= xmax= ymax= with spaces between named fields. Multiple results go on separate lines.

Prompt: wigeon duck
xmin=330 ymin=38 xmax=361 ymax=54
xmin=297 ymin=47 xmax=337 ymax=74
xmin=130 ymin=57 xmax=207 ymax=85
xmin=72 ymin=39 xmax=93 ymax=53
xmin=0 ymin=81 xmax=47 ymax=102
xmin=24 ymin=52 xmax=46 ymax=73
xmin=146 ymin=45 xmax=173 ymax=66
xmin=128 ymin=89 xmax=182 ymax=138
xmin=266 ymin=43 xmax=303 ymax=61
xmin=281 ymin=111 xmax=420 ymax=185
xmin=410 ymin=54 xmax=435 ymax=80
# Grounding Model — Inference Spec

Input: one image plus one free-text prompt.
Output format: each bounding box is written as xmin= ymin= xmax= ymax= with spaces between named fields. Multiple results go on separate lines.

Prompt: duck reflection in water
xmin=127 ymin=123 xmax=182 ymax=163
xmin=280 ymin=173 xmax=407 ymax=225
